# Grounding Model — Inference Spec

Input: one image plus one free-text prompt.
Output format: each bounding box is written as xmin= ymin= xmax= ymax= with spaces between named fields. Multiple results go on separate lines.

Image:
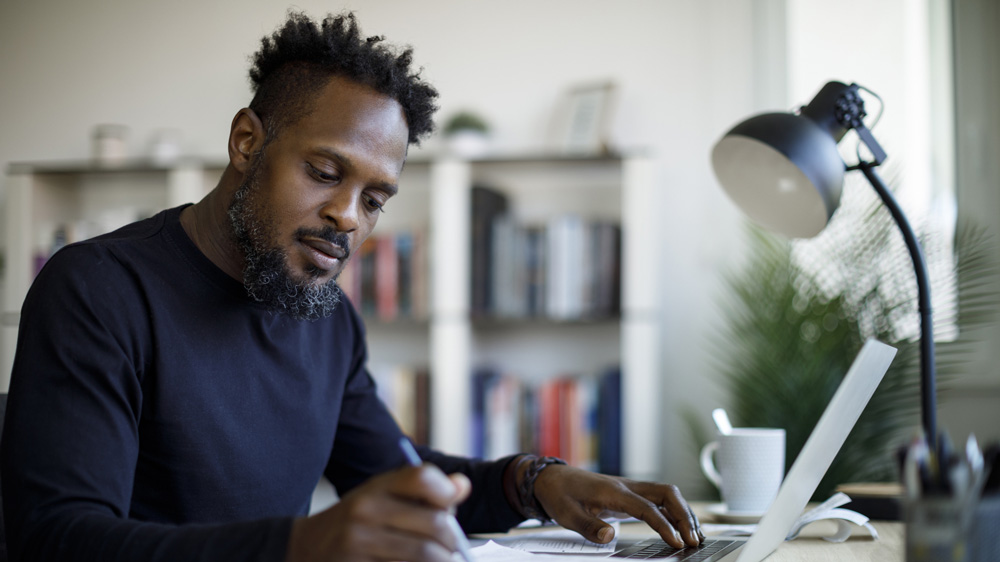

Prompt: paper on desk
xmin=784 ymin=493 xmax=879 ymax=543
xmin=495 ymin=521 xmax=619 ymax=553
xmin=472 ymin=540 xmax=614 ymax=562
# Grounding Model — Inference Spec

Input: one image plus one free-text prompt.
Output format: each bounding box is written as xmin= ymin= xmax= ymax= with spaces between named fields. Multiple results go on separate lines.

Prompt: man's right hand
xmin=285 ymin=464 xmax=471 ymax=562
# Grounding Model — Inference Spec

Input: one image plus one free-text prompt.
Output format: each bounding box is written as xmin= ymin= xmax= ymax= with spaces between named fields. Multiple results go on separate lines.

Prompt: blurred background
xmin=1 ymin=0 xmax=996 ymax=500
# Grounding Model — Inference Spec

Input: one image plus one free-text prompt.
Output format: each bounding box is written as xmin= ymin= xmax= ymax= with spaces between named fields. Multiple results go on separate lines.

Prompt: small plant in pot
xmin=442 ymin=110 xmax=491 ymax=157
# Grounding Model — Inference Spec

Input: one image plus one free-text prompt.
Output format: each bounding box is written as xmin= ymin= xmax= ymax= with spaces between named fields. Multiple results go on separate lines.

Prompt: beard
xmin=226 ymin=155 xmax=348 ymax=321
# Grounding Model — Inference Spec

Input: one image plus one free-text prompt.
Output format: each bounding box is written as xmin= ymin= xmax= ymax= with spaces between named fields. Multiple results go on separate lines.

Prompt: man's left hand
xmin=533 ymin=465 xmax=704 ymax=548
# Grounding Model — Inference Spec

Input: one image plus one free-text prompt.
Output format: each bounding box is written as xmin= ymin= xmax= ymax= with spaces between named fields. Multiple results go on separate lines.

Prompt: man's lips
xmin=300 ymin=237 xmax=348 ymax=270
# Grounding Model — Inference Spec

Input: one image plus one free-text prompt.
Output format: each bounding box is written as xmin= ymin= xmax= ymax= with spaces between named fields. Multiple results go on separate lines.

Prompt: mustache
xmin=294 ymin=226 xmax=351 ymax=260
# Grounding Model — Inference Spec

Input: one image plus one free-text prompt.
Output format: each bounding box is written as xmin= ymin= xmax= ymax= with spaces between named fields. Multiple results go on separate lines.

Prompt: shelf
xmin=7 ymin=157 xmax=228 ymax=176
xmin=406 ymin=148 xmax=650 ymax=165
xmin=360 ymin=316 xmax=431 ymax=329
xmin=359 ymin=316 xmax=624 ymax=329
xmin=469 ymin=315 xmax=621 ymax=329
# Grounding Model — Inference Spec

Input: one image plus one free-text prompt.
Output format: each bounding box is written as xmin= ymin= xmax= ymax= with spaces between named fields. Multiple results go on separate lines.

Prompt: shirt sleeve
xmin=322 ymin=301 xmax=525 ymax=534
xmin=1 ymin=245 xmax=292 ymax=562
xmin=416 ymin=448 xmax=525 ymax=533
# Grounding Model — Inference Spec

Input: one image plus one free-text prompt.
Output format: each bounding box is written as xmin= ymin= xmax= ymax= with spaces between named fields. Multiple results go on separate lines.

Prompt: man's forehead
xmin=298 ymin=78 xmax=407 ymax=141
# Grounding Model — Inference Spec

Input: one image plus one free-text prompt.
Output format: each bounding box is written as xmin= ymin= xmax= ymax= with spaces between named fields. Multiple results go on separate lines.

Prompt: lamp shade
xmin=711 ymin=112 xmax=846 ymax=238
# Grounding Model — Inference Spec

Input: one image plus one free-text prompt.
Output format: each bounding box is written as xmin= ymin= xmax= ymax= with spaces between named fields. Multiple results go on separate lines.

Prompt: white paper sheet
xmin=471 ymin=540 xmax=614 ymax=562
xmin=495 ymin=522 xmax=620 ymax=553
xmin=784 ymin=493 xmax=879 ymax=543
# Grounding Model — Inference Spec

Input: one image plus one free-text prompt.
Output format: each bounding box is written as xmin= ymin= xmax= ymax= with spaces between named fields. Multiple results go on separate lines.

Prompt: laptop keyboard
xmin=612 ymin=538 xmax=742 ymax=561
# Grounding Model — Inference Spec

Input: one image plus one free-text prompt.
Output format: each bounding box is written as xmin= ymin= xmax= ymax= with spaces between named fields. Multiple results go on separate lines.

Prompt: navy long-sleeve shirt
xmin=1 ymin=205 xmax=522 ymax=561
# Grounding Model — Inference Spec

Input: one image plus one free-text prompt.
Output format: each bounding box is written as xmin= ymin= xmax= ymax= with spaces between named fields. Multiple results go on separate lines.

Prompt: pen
xmin=398 ymin=437 xmax=475 ymax=562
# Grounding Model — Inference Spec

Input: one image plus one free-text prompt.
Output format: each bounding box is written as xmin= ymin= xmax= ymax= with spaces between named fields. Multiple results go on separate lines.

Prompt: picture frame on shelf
xmin=549 ymin=81 xmax=617 ymax=155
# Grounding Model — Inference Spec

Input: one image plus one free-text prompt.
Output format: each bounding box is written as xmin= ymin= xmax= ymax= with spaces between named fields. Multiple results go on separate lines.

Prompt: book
xmin=591 ymin=222 xmax=622 ymax=317
xmin=485 ymin=375 xmax=521 ymax=460
xmin=470 ymin=185 xmax=509 ymax=317
xmin=410 ymin=229 xmax=429 ymax=319
xmin=546 ymin=215 xmax=586 ymax=320
xmin=396 ymin=232 xmax=414 ymax=318
xmin=558 ymin=378 xmax=579 ymax=465
xmin=375 ymin=235 xmax=399 ymax=321
xmin=537 ymin=378 xmax=563 ymax=458
xmin=337 ymin=245 xmax=363 ymax=307
xmin=470 ymin=368 xmax=497 ymax=458
xmin=412 ymin=368 xmax=431 ymax=446
xmin=357 ymin=237 xmax=378 ymax=317
xmin=597 ymin=368 xmax=622 ymax=475
xmin=523 ymin=226 xmax=547 ymax=316
xmin=371 ymin=364 xmax=431 ymax=443
xmin=491 ymin=215 xmax=528 ymax=318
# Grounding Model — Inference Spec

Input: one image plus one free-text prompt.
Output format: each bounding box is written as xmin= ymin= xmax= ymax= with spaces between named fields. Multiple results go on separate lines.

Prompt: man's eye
xmin=365 ymin=196 xmax=386 ymax=213
xmin=308 ymin=164 xmax=340 ymax=183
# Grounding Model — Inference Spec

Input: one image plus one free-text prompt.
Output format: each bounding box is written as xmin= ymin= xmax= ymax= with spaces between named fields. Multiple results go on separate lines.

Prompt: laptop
xmin=611 ymin=339 xmax=896 ymax=562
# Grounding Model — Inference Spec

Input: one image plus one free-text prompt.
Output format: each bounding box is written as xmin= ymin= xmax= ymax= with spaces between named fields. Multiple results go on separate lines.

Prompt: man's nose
xmin=320 ymin=187 xmax=361 ymax=232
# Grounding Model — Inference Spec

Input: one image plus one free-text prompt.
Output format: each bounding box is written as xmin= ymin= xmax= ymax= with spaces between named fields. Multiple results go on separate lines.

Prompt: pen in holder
xmin=902 ymin=435 xmax=999 ymax=562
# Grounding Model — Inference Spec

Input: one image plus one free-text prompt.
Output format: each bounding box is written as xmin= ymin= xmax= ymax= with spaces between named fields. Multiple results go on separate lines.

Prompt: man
xmin=2 ymin=12 xmax=703 ymax=561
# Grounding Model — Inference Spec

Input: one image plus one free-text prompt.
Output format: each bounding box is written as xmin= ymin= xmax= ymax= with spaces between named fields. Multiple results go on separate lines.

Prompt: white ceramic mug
xmin=699 ymin=428 xmax=786 ymax=513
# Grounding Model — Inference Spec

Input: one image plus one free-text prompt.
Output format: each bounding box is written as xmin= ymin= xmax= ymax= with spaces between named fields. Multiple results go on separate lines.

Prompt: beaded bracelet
xmin=517 ymin=455 xmax=567 ymax=522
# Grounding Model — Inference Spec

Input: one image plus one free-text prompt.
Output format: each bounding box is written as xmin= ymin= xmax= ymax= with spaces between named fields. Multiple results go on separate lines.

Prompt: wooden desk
xmin=476 ymin=503 xmax=903 ymax=561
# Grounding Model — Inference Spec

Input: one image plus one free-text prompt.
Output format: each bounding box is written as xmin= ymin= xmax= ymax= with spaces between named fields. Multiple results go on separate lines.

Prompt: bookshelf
xmin=1 ymin=152 xmax=663 ymax=481
xmin=415 ymin=154 xmax=662 ymax=481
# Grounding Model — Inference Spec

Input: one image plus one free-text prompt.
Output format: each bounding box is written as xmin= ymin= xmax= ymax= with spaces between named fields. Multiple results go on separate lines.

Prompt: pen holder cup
xmin=904 ymin=494 xmax=1000 ymax=562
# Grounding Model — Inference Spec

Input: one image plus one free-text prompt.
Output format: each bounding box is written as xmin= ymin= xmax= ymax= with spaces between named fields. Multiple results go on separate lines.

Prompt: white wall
xmin=2 ymin=0 xmax=985 ymax=497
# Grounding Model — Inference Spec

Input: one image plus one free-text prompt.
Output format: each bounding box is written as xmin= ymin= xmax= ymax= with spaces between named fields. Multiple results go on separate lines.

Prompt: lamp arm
xmin=856 ymin=162 xmax=937 ymax=445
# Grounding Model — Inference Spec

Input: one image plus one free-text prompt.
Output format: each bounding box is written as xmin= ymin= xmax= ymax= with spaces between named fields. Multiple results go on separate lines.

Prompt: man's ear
xmin=228 ymin=108 xmax=266 ymax=174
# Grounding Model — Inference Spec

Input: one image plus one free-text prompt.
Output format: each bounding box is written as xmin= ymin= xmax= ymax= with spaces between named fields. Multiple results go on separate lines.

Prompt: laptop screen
xmin=734 ymin=339 xmax=896 ymax=562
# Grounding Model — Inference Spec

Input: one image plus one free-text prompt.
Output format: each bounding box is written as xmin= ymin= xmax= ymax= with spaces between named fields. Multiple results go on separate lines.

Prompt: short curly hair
xmin=248 ymin=11 xmax=438 ymax=146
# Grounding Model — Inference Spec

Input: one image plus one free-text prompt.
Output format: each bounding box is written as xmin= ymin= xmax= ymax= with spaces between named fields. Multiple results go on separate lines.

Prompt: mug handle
xmin=699 ymin=441 xmax=722 ymax=488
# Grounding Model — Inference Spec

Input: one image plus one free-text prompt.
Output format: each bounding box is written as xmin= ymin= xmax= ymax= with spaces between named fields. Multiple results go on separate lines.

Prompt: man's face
xmin=228 ymin=75 xmax=409 ymax=320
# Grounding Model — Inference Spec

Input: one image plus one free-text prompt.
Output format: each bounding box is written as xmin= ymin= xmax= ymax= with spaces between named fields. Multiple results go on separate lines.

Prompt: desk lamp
xmin=709 ymin=81 xmax=936 ymax=447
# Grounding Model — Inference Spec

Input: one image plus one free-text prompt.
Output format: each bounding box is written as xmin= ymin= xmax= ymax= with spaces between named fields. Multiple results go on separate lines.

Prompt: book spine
xmin=369 ymin=364 xmax=432 ymax=445
xmin=413 ymin=368 xmax=431 ymax=446
xmin=538 ymin=379 xmax=562 ymax=458
xmin=597 ymin=368 xmax=622 ymax=475
xmin=470 ymin=368 xmax=496 ymax=459
xmin=358 ymin=238 xmax=378 ymax=316
xmin=375 ymin=236 xmax=399 ymax=321
xmin=410 ymin=229 xmax=428 ymax=320
xmin=396 ymin=232 xmax=414 ymax=318
xmin=338 ymin=247 xmax=363 ymax=309
xmin=470 ymin=186 xmax=509 ymax=317
xmin=485 ymin=375 xmax=521 ymax=460
xmin=559 ymin=378 xmax=578 ymax=465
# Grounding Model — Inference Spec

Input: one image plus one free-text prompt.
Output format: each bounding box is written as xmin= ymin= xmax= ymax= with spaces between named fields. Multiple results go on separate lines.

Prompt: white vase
xmin=446 ymin=130 xmax=490 ymax=157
